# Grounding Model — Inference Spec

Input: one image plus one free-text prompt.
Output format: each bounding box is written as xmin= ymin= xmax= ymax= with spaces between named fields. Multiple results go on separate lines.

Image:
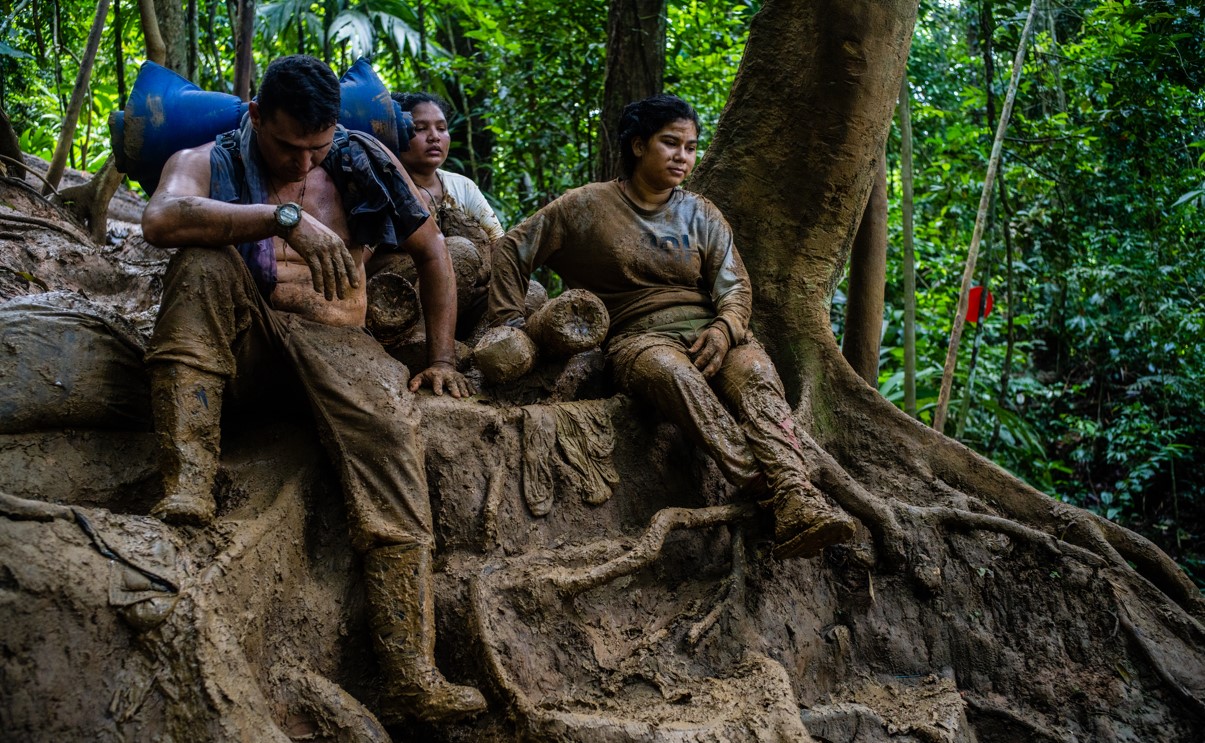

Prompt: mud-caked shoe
xmin=365 ymin=544 xmax=488 ymax=725
xmin=148 ymin=363 xmax=224 ymax=528
xmin=771 ymin=486 xmax=856 ymax=559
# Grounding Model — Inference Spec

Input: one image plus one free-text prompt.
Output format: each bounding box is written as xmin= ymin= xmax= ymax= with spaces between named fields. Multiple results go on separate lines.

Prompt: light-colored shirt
xmin=438 ymin=169 xmax=505 ymax=241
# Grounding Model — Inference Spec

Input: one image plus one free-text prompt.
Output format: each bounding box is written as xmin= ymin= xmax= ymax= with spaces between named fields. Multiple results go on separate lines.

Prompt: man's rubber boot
xmin=148 ymin=364 xmax=224 ymax=527
xmin=770 ymin=484 xmax=856 ymax=560
xmin=364 ymin=544 xmax=487 ymax=724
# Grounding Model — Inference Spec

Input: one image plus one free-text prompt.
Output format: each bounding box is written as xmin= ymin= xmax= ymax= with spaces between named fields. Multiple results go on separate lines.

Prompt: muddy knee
xmin=623 ymin=345 xmax=696 ymax=395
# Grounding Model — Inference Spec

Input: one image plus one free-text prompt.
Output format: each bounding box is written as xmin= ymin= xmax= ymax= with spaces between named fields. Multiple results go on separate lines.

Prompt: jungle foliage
xmin=0 ymin=0 xmax=1201 ymax=582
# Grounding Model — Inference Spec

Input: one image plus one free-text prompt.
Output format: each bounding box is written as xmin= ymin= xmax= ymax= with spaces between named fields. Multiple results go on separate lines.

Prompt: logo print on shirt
xmin=646 ymin=232 xmax=693 ymax=262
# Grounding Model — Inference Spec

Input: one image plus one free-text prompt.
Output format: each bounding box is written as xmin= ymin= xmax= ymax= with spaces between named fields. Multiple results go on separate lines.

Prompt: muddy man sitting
xmin=140 ymin=54 xmax=484 ymax=724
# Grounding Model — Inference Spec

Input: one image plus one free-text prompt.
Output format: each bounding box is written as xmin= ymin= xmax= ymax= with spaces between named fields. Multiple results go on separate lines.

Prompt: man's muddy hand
xmin=409 ymin=362 xmax=475 ymax=398
xmin=689 ymin=326 xmax=730 ymax=378
xmin=289 ymin=213 xmax=360 ymax=300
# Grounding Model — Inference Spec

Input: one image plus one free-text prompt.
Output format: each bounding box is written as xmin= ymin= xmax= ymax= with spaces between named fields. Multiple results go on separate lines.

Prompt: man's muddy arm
xmin=142 ymin=147 xmax=277 ymax=248
xmin=407 ymin=219 xmax=473 ymax=397
xmin=142 ymin=147 xmax=356 ymax=299
xmin=410 ymin=220 xmax=457 ymax=365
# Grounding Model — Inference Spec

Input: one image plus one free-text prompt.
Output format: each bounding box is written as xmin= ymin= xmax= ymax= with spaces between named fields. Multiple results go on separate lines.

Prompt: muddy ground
xmin=1 ymin=166 xmax=1202 ymax=742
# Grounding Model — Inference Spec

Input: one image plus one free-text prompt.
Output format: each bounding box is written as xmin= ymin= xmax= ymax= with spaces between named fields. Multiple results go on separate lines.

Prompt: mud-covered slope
xmin=2 ymin=170 xmax=1203 ymax=743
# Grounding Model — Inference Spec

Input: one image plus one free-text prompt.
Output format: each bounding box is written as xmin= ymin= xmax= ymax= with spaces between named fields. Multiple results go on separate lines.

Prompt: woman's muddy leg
xmin=622 ymin=343 xmax=762 ymax=489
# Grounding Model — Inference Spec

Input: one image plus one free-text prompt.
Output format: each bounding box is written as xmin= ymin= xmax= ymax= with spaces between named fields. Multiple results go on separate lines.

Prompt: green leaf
xmin=0 ymin=41 xmax=33 ymax=60
xmin=1170 ymin=187 xmax=1204 ymax=208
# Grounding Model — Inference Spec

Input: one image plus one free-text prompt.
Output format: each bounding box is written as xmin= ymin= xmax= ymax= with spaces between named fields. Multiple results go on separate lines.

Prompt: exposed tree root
xmin=769 ymin=332 xmax=1205 ymax=729
xmin=0 ymin=155 xmax=51 ymax=192
xmin=481 ymin=459 xmax=508 ymax=552
xmin=800 ymin=430 xmax=909 ymax=564
xmin=1112 ymin=583 xmax=1205 ymax=719
xmin=0 ymin=489 xmax=74 ymax=521
xmin=272 ymin=665 xmax=390 ymax=742
xmin=809 ymin=340 xmax=1204 ymax=619
xmin=914 ymin=503 xmax=1106 ymax=567
xmin=0 ymin=207 xmax=91 ymax=242
xmin=55 ymin=156 xmax=123 ymax=244
xmin=963 ymin=695 xmax=1069 ymax=742
xmin=687 ymin=527 xmax=746 ymax=646
xmin=470 ymin=500 xmax=814 ymax=742
xmin=197 ymin=476 xmax=300 ymax=586
xmin=551 ymin=503 xmax=754 ymax=596
xmin=0 ymin=168 xmax=57 ymax=204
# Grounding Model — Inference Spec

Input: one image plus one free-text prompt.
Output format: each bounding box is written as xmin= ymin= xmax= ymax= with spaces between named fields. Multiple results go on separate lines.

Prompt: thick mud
xmin=1 ymin=171 xmax=1202 ymax=742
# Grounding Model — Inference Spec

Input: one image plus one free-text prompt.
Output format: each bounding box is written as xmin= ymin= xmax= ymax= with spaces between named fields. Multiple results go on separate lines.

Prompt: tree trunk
xmin=933 ymin=0 xmax=1038 ymax=433
xmin=188 ymin=0 xmax=199 ymax=82
xmin=153 ymin=0 xmax=189 ymax=74
xmin=440 ymin=18 xmax=495 ymax=193
xmin=32 ymin=0 xmax=45 ymax=63
xmin=841 ymin=153 xmax=888 ymax=386
xmin=0 ymin=107 xmax=25 ymax=180
xmin=692 ymin=0 xmax=912 ymax=405
xmin=55 ymin=156 xmax=123 ymax=244
xmin=987 ymin=169 xmax=1018 ymax=455
xmin=138 ymin=0 xmax=167 ymax=67
xmin=203 ymin=0 xmax=225 ymax=84
xmin=115 ymin=0 xmax=127 ymax=108
xmin=952 ymin=0 xmax=1001 ymax=440
xmin=417 ymin=0 xmax=430 ymax=88
xmin=599 ymin=0 xmax=666 ymax=182
xmin=233 ymin=0 xmax=256 ymax=101
xmin=51 ymin=0 xmax=65 ymax=133
xmin=43 ymin=0 xmax=111 ymax=194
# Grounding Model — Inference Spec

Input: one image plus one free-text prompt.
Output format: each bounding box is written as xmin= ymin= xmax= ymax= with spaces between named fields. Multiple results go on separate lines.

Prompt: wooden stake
xmin=899 ymin=73 xmax=917 ymax=419
xmin=932 ymin=0 xmax=1040 ymax=434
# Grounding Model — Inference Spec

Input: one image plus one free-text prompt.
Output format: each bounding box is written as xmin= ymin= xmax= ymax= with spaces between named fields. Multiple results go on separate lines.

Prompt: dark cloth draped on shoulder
xmin=325 ymin=129 xmax=429 ymax=252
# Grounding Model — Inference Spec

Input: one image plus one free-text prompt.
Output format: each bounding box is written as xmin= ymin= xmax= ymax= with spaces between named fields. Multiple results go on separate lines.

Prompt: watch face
xmin=277 ymin=202 xmax=302 ymax=228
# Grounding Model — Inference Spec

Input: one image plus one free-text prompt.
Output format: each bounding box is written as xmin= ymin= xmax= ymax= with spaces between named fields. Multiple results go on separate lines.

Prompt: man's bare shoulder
xmin=164 ymin=142 xmax=217 ymax=168
xmin=154 ymin=143 xmax=217 ymax=200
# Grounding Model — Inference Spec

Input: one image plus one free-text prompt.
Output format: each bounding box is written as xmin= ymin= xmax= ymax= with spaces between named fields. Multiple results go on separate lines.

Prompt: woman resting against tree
xmin=489 ymin=94 xmax=856 ymax=559
xmin=391 ymin=92 xmax=505 ymax=243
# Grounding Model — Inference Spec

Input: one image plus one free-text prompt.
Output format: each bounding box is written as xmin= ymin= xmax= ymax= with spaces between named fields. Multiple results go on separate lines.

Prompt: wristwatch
xmin=274 ymin=201 xmax=302 ymax=233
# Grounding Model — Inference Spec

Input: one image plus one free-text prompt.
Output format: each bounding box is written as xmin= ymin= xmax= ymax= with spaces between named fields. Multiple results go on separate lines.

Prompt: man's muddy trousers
xmin=145 ymin=246 xmax=433 ymax=552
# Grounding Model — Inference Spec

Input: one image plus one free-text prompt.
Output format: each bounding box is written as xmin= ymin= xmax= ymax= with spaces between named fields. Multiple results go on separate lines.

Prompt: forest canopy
xmin=1 ymin=0 xmax=1203 ymax=583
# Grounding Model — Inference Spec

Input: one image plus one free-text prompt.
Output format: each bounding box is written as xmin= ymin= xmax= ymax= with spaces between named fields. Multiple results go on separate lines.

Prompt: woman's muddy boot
xmin=148 ymin=363 xmax=224 ymax=527
xmin=364 ymin=544 xmax=487 ymax=724
xmin=770 ymin=484 xmax=856 ymax=559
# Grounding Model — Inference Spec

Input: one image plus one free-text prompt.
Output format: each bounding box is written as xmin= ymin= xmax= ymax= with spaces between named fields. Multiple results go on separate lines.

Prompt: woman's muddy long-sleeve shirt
xmin=488 ymin=181 xmax=752 ymax=345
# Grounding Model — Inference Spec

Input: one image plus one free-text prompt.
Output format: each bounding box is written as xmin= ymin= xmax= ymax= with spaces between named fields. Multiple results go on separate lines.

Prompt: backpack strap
xmin=209 ymin=129 xmax=247 ymax=204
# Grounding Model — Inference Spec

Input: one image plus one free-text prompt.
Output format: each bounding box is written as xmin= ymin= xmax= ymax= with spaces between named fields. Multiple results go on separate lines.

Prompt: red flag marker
xmin=967 ymin=286 xmax=994 ymax=323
